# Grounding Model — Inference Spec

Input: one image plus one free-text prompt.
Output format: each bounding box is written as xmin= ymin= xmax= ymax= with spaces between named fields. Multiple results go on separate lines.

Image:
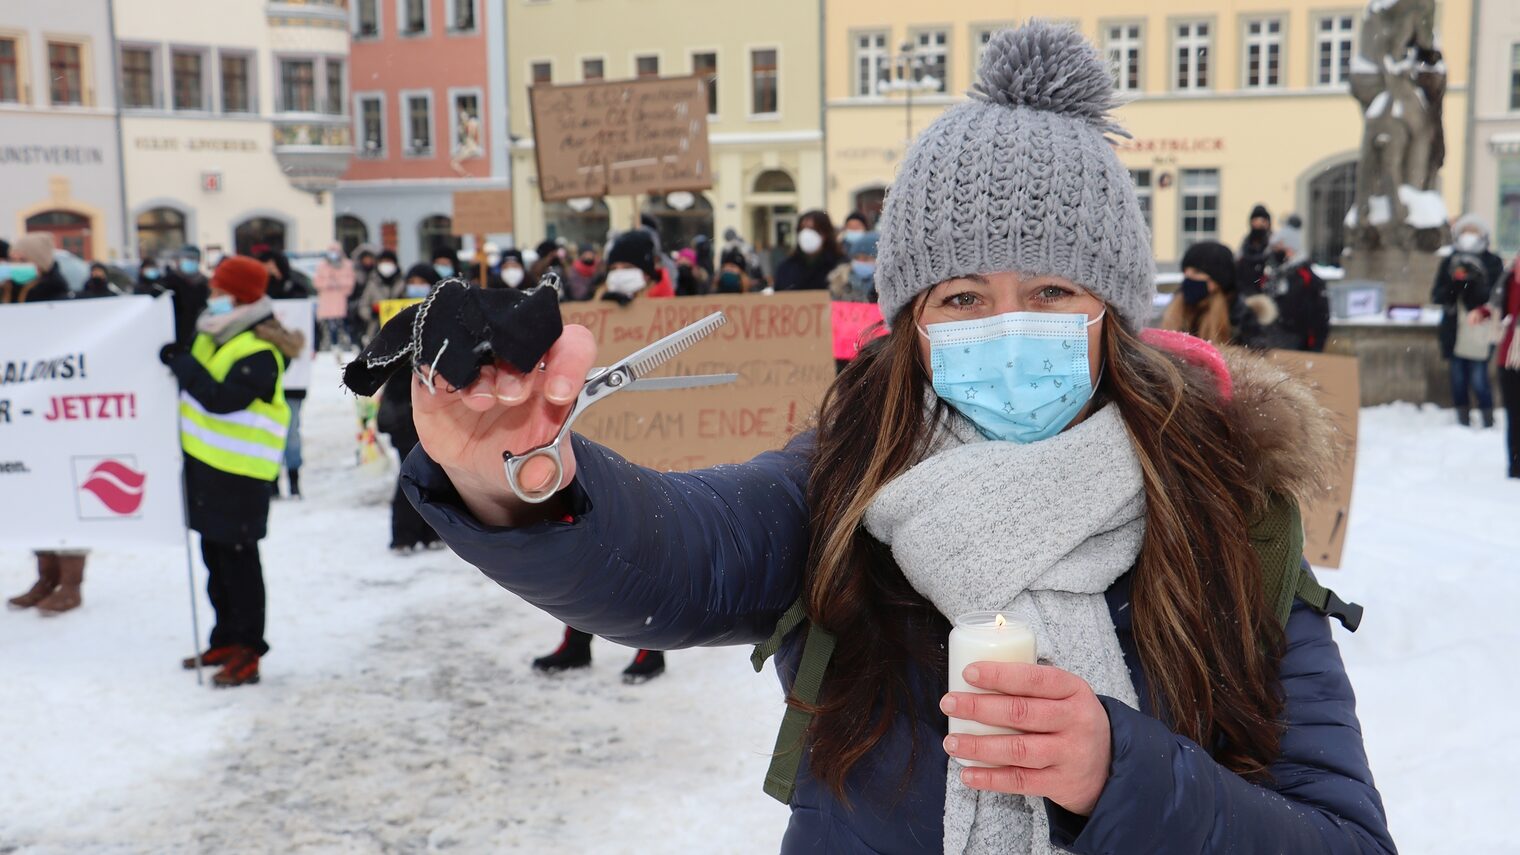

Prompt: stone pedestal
xmin=1326 ymin=321 xmax=1448 ymax=406
xmin=1340 ymin=250 xmax=1443 ymax=306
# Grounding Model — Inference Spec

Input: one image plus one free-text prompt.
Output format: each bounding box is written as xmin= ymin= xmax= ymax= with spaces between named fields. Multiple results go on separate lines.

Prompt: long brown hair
xmin=1160 ymin=289 xmax=1234 ymax=346
xmin=803 ymin=301 xmax=1286 ymax=799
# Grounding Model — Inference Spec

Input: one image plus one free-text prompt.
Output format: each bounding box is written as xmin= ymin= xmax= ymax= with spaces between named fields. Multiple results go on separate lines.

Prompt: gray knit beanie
xmin=875 ymin=22 xmax=1156 ymax=327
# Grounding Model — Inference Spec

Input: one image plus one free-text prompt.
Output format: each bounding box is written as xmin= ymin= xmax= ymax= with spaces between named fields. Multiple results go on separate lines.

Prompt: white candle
xmin=948 ymin=611 xmax=1037 ymax=768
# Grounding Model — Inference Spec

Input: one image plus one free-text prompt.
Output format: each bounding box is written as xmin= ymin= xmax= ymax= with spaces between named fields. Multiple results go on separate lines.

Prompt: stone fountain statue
xmin=1344 ymin=0 xmax=1449 ymax=253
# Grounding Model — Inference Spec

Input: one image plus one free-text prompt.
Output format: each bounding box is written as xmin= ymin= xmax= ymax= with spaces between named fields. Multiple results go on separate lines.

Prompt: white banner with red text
xmin=0 ymin=295 xmax=187 ymax=549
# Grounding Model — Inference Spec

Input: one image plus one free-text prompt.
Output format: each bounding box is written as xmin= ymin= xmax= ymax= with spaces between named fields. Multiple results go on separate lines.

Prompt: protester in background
xmin=314 ymin=242 xmax=355 ymax=351
xmin=774 ymin=210 xmax=848 ymax=292
xmin=259 ymin=250 xmax=314 ymax=301
xmin=1236 ymin=204 xmax=1273 ymax=296
xmin=160 ymin=255 xmax=290 ymax=688
xmin=3 ymin=233 xmax=70 ymax=303
xmin=563 ymin=245 xmax=598 ymax=300
xmin=431 ymin=244 xmax=460 ymax=281
xmin=841 ymin=211 xmax=869 ymax=242
xmin=358 ymin=249 xmax=404 ymax=342
xmin=261 ymin=256 xmax=313 ymax=499
xmin=595 ymin=229 xmax=673 ymax=303
xmin=691 ymin=234 xmax=715 ymax=280
xmin=158 ymin=246 xmax=211 ymax=345
xmin=1433 ymin=215 xmax=1505 ymax=427
xmin=835 ymin=230 xmax=879 ymax=303
xmin=715 ymin=246 xmax=752 ymax=294
xmin=721 ymin=229 xmax=764 ymax=290
xmin=80 ymin=262 xmax=118 ymax=299
xmin=133 ymin=258 xmax=165 ymax=295
xmin=674 ymin=247 xmax=708 ymax=296
xmin=1495 ymin=260 xmax=1520 ymax=476
xmin=1161 ymin=240 xmax=1271 ymax=348
xmin=348 ymin=243 xmax=379 ymax=343
xmin=378 ymin=264 xmax=444 ymax=554
xmin=528 ymin=240 xmax=567 ymax=289
xmin=1255 ymin=216 xmax=1330 ymax=352
xmin=498 ymin=249 xmax=528 ymax=290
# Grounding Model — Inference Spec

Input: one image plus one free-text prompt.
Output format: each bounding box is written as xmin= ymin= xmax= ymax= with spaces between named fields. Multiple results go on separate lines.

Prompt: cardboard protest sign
xmin=831 ymin=301 xmax=888 ymax=361
xmin=529 ymin=76 xmax=711 ymax=202
xmin=269 ymin=298 xmax=317 ymax=392
xmin=452 ymin=189 xmax=513 ymax=236
xmin=1267 ymin=350 xmax=1360 ymax=569
xmin=562 ymin=292 xmax=833 ymax=470
xmin=0 ymin=296 xmax=186 ymax=549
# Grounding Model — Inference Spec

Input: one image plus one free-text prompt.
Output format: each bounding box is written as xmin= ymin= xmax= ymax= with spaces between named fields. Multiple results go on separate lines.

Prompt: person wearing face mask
xmin=358 ymin=249 xmax=404 ymax=343
xmin=1235 ymin=205 xmax=1273 ymax=296
xmin=674 ymin=247 xmax=708 ymax=296
xmin=595 ymin=229 xmax=673 ymax=304
xmin=1432 ymin=215 xmax=1505 ymax=427
xmin=158 ymin=255 xmax=290 ymax=688
xmin=1256 ymin=216 xmax=1330 ymax=352
xmin=348 ymin=243 xmax=380 ymax=342
xmin=1160 ymin=241 xmax=1272 ymax=348
xmin=774 ymin=210 xmax=848 ymax=292
xmin=835 ymin=230 xmax=879 ymax=303
xmin=77 ymin=262 xmax=117 ymax=299
xmin=715 ymin=246 xmax=752 ymax=294
xmin=132 ymin=258 xmax=166 ymax=295
xmin=841 ymin=211 xmax=870 ymax=239
xmin=563 ymin=245 xmax=599 ymax=300
xmin=431 ymin=243 xmax=461 ymax=281
xmin=396 ymin=25 xmax=1387 ymax=853
xmin=498 ymin=248 xmax=528 ymax=290
xmin=375 ymin=265 xmax=445 ymax=554
xmin=314 ymin=241 xmax=356 ymax=351
xmin=2 ymin=233 xmax=70 ymax=304
xmin=157 ymin=246 xmax=211 ymax=345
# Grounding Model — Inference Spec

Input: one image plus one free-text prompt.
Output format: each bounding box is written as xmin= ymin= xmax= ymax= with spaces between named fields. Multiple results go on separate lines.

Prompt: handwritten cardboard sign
xmin=562 ymin=291 xmax=833 ymax=470
xmin=529 ymin=76 xmax=711 ymax=203
xmin=1266 ymin=350 xmax=1360 ymax=569
xmin=452 ymin=189 xmax=513 ymax=236
xmin=831 ymin=301 xmax=888 ymax=361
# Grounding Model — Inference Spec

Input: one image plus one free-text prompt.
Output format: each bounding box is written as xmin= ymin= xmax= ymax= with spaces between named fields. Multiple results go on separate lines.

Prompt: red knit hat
xmin=212 ymin=255 xmax=269 ymax=304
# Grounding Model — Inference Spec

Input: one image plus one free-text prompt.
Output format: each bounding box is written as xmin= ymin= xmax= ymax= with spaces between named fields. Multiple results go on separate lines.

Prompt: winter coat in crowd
xmin=160 ymin=267 xmax=211 ymax=345
xmin=3 ymin=234 xmax=70 ymax=303
xmin=357 ymin=250 xmax=405 ymax=341
xmin=774 ymin=247 xmax=848 ymax=292
xmin=1432 ymin=228 xmax=1504 ymax=360
xmin=314 ymin=245 xmax=356 ymax=322
xmin=1257 ymin=260 xmax=1331 ymax=352
xmin=398 ymin=345 xmax=1393 ymax=855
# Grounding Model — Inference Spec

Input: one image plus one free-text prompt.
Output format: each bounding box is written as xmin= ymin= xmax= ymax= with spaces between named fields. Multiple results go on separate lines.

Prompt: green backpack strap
xmin=752 ymin=598 xmax=836 ymax=805
xmin=1252 ymin=493 xmax=1363 ymax=632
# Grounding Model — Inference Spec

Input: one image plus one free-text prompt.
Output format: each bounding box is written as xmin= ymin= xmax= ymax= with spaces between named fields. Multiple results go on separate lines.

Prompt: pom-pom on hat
xmin=875 ymin=21 xmax=1156 ymax=327
xmin=211 ymin=255 xmax=270 ymax=305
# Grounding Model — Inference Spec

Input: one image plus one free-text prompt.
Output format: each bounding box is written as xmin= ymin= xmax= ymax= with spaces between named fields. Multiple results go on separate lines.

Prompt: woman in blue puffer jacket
xmin=398 ymin=24 xmax=1394 ymax=855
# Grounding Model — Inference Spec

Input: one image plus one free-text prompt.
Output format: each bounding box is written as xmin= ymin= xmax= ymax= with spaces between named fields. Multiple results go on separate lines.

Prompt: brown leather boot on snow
xmin=7 ymin=553 xmax=60 ymax=610
xmin=212 ymin=647 xmax=261 ymax=688
xmin=36 ymin=555 xmax=85 ymax=616
xmin=182 ymin=646 xmax=239 ymax=670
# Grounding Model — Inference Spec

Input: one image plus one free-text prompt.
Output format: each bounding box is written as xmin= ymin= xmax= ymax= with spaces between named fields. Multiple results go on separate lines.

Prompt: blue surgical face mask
xmin=9 ymin=263 xmax=38 ymax=285
xmin=1180 ymin=276 xmax=1210 ymax=306
xmin=206 ymin=295 xmax=235 ymax=316
xmin=851 ymin=260 xmax=876 ymax=279
xmin=920 ymin=310 xmax=1105 ymax=444
xmin=405 ymin=283 xmax=432 ymax=299
xmin=179 ymin=258 xmax=200 ymax=274
xmin=143 ymin=267 xmax=162 ymax=281
xmin=433 ymin=263 xmax=454 ymax=279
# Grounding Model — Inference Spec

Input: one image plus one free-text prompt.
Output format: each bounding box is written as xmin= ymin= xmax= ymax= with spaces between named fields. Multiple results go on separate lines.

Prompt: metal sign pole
xmin=182 ymin=526 xmax=204 ymax=686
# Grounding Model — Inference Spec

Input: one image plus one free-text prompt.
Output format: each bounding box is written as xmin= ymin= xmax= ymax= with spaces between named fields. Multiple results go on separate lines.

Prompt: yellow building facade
xmin=826 ymin=1 xmax=1472 ymax=267
xmin=505 ymin=0 xmax=825 ymax=255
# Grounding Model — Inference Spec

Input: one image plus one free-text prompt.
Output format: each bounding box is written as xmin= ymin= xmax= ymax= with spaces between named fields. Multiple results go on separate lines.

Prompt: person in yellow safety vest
xmin=159 ymin=255 xmax=289 ymax=688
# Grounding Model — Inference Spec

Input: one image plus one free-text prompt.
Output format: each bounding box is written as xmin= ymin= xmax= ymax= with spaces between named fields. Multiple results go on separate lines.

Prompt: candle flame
xmin=994 ymin=613 xmax=1006 ymax=628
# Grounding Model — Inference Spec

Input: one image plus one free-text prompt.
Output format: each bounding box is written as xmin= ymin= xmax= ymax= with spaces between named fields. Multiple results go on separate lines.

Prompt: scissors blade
xmin=625 ymin=373 xmax=738 ymax=392
xmin=614 ymin=312 xmax=728 ymax=383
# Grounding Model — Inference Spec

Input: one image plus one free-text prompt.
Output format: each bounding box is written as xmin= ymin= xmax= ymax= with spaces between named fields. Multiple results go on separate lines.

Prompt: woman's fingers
xmin=962 ymin=662 xmax=1084 ymax=700
xmin=541 ymin=324 xmax=598 ymax=406
xmin=461 ymin=365 xmax=501 ymax=412
xmin=943 ymin=732 xmax=1062 ymax=769
xmin=940 ymin=693 xmax=1066 ymax=733
xmin=956 ymin=762 xmax=1061 ymax=795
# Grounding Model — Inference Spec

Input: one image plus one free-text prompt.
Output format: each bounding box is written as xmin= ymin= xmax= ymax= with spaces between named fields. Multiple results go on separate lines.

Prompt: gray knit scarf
xmin=863 ymin=403 xmax=1145 ymax=855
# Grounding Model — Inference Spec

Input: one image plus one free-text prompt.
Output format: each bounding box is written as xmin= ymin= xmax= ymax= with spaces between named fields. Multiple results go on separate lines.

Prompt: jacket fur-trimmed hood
xmin=1217 ymin=346 xmax=1345 ymax=511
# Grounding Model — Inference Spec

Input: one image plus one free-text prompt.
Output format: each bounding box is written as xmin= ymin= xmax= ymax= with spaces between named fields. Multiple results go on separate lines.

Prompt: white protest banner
xmin=0 ymin=296 xmax=186 ymax=549
xmin=269 ymin=298 xmax=317 ymax=392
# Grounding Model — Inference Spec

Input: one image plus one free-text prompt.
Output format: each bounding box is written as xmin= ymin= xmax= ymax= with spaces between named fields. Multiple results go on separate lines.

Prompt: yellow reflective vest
xmin=178 ymin=331 xmax=290 ymax=482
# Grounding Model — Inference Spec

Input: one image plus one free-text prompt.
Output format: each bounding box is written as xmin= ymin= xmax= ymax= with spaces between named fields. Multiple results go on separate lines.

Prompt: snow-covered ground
xmin=1 ymin=359 xmax=1515 ymax=854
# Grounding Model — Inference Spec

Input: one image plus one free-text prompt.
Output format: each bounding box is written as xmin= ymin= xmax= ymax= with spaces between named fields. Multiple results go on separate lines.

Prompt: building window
xmin=335 ymin=215 xmax=369 ymax=256
xmin=136 ymin=207 xmax=187 ymax=258
xmin=48 ymin=42 xmax=84 ymax=106
xmin=356 ymin=0 xmax=380 ymax=38
xmin=531 ymin=61 xmax=552 ymax=85
xmin=1316 ymin=15 xmax=1355 ymax=87
xmin=635 ymin=55 xmax=659 ymax=79
xmin=582 ymin=57 xmax=604 ymax=82
xmin=450 ymin=89 xmax=482 ymax=160
xmin=221 ymin=54 xmax=251 ymax=113
xmin=1104 ymin=24 xmax=1142 ymax=92
xmin=121 ymin=47 xmax=156 ymax=109
xmin=1173 ymin=21 xmax=1210 ymax=91
xmin=419 ymin=215 xmax=460 ymax=255
xmin=1243 ymin=18 xmax=1283 ymax=89
xmin=280 ymin=59 xmax=316 ymax=112
xmin=692 ymin=52 xmax=717 ymax=115
xmin=1497 ymin=157 xmax=1520 ymax=254
xmin=974 ymin=28 xmax=998 ymax=72
xmin=234 ymin=217 xmax=287 ymax=255
xmin=357 ymin=94 xmax=384 ymax=157
xmin=401 ymin=0 xmax=427 ymax=36
xmin=172 ymin=50 xmax=205 ymax=111
xmin=751 ymin=48 xmax=778 ymax=115
xmin=854 ymin=31 xmax=889 ymax=97
xmin=404 ymin=91 xmax=433 ymax=156
xmin=448 ymin=0 xmax=476 ymax=33
xmin=0 ymin=38 xmax=19 ymax=103
xmin=913 ymin=30 xmax=948 ymax=93
xmin=1131 ymin=169 xmax=1153 ymax=237
xmin=325 ymin=58 xmax=345 ymax=114
xmin=1511 ymin=44 xmax=1520 ymax=111
xmin=1179 ymin=168 xmax=1220 ymax=251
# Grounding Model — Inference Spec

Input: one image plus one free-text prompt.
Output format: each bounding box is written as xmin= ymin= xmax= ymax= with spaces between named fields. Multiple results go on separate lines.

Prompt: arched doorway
xmin=25 ymin=210 xmax=93 ymax=260
xmin=748 ymin=169 xmax=798 ymax=272
xmin=418 ymin=215 xmax=461 ymax=257
xmin=852 ymin=187 xmax=887 ymax=228
xmin=544 ymin=198 xmax=611 ymax=249
xmin=643 ymin=192 xmax=713 ymax=251
xmin=234 ymin=217 xmax=287 ymax=255
xmin=136 ymin=207 xmax=187 ymax=259
xmin=335 ymin=215 xmax=368 ymax=256
xmin=1307 ymin=161 xmax=1358 ymax=266
xmin=753 ymin=170 xmax=795 ymax=193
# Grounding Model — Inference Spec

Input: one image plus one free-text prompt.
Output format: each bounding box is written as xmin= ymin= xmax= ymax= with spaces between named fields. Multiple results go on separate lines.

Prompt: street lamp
xmin=876 ymin=41 xmax=941 ymax=143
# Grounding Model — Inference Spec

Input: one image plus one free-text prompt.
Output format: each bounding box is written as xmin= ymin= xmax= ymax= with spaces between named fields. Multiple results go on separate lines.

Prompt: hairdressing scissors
xmin=504 ymin=311 xmax=735 ymax=503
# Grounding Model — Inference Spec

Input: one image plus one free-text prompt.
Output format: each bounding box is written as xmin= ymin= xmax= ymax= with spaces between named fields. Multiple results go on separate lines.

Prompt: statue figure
xmin=1345 ymin=0 xmax=1448 ymax=252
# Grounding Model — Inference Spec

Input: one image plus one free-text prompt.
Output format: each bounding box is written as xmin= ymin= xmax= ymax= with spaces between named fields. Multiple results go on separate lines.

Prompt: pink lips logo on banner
xmin=79 ymin=459 xmax=147 ymax=515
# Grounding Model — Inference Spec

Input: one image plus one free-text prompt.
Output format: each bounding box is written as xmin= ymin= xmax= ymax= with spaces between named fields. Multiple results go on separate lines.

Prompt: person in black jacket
xmin=378 ymin=264 xmax=445 ymax=554
xmin=159 ymin=256 xmax=290 ymax=687
xmin=1160 ymin=241 xmax=1272 ymax=348
xmin=1432 ymin=215 xmax=1505 ymax=425
xmin=79 ymin=262 xmax=118 ymax=299
xmin=5 ymin=233 xmax=71 ymax=303
xmin=157 ymin=247 xmax=211 ymax=344
xmin=1258 ymin=216 xmax=1330 ymax=352
xmin=1236 ymin=204 xmax=1273 ymax=296
xmin=773 ymin=210 xmax=848 ymax=292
